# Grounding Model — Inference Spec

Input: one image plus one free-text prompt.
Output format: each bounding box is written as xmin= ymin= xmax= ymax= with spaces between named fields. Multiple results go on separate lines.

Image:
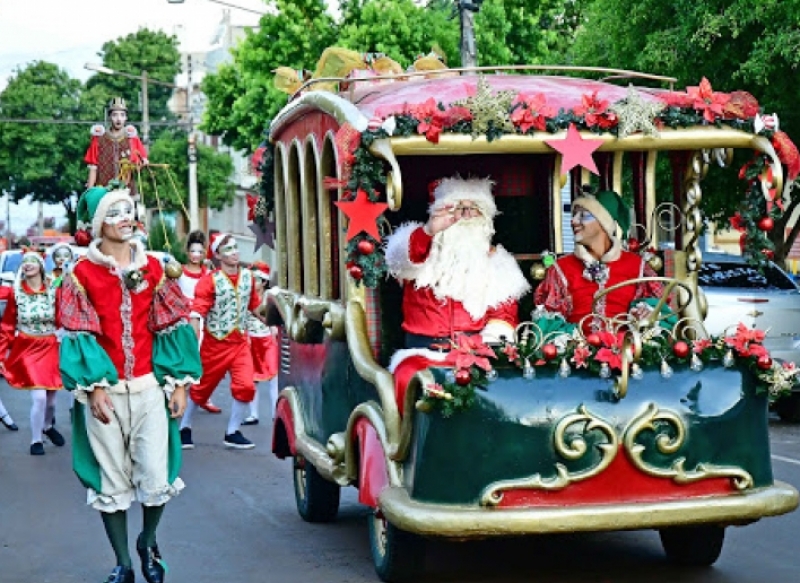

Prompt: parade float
xmin=261 ymin=48 xmax=800 ymax=582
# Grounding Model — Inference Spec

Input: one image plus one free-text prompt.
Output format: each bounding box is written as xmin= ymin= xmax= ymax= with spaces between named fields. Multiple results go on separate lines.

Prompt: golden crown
xmin=108 ymin=97 xmax=128 ymax=112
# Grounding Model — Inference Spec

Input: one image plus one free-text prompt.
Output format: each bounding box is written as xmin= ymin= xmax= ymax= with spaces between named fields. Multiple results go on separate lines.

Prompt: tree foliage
xmin=86 ymin=29 xmax=182 ymax=137
xmin=570 ymin=0 xmax=800 ymax=260
xmin=0 ymin=61 xmax=97 ymax=231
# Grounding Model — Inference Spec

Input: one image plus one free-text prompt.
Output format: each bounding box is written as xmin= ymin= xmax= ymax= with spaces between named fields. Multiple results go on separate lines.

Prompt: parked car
xmin=699 ymin=252 xmax=800 ymax=421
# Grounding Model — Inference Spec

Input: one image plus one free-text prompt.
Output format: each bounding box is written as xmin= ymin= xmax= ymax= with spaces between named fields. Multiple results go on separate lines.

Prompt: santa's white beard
xmin=413 ymin=217 xmax=495 ymax=318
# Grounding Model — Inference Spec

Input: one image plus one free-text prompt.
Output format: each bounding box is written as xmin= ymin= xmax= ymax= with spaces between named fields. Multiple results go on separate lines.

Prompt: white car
xmin=699 ymin=252 xmax=800 ymax=420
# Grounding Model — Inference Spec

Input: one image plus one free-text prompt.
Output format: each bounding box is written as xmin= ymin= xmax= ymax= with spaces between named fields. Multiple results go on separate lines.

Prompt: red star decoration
xmin=334 ymin=190 xmax=388 ymax=242
xmin=545 ymin=123 xmax=604 ymax=175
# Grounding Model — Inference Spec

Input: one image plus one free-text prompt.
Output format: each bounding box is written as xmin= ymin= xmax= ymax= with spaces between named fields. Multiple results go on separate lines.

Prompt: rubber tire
xmin=774 ymin=393 xmax=800 ymax=423
xmin=368 ymin=510 xmax=425 ymax=583
xmin=659 ymin=525 xmax=725 ymax=566
xmin=292 ymin=455 xmax=340 ymax=522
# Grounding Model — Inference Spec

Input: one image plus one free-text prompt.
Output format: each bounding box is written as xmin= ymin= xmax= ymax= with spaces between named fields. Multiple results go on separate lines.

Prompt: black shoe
xmin=137 ymin=534 xmax=165 ymax=583
xmin=104 ymin=565 xmax=135 ymax=583
xmin=43 ymin=426 xmax=65 ymax=446
xmin=1 ymin=414 xmax=18 ymax=431
xmin=223 ymin=430 xmax=254 ymax=449
xmin=30 ymin=442 xmax=45 ymax=456
xmin=242 ymin=416 xmax=259 ymax=426
xmin=180 ymin=427 xmax=194 ymax=449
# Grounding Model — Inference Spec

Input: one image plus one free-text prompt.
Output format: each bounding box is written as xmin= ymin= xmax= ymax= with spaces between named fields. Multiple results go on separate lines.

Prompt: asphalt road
xmin=1 ymin=379 xmax=800 ymax=583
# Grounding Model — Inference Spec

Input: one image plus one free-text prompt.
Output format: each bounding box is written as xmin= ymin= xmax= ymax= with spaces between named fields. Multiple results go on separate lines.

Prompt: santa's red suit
xmin=535 ymin=246 xmax=663 ymax=330
xmin=190 ymin=268 xmax=261 ymax=403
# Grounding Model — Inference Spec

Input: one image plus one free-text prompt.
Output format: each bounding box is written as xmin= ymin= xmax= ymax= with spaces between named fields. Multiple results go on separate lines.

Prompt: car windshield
xmin=699 ymin=261 xmax=797 ymax=290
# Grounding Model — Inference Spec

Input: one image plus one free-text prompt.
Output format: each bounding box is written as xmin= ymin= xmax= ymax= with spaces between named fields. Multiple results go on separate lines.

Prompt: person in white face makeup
xmin=59 ymin=186 xmax=201 ymax=583
xmin=0 ymin=251 xmax=64 ymax=455
xmin=49 ymin=242 xmax=75 ymax=281
xmin=177 ymin=231 xmax=222 ymax=415
xmin=179 ymin=233 xmax=262 ymax=450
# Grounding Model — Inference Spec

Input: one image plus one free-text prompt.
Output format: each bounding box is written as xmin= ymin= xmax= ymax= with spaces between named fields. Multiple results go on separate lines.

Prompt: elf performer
xmin=243 ymin=262 xmax=279 ymax=426
xmin=59 ymin=186 xmax=201 ymax=583
xmin=384 ymin=176 xmax=530 ymax=408
xmin=50 ymin=242 xmax=75 ymax=282
xmin=0 ymin=285 xmax=18 ymax=431
xmin=179 ymin=233 xmax=261 ymax=450
xmin=177 ymin=230 xmax=221 ymax=414
xmin=0 ymin=251 xmax=64 ymax=455
xmin=534 ymin=189 xmax=664 ymax=330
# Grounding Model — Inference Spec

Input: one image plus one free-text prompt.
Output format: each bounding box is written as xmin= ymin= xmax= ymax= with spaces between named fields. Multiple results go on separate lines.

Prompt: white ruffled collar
xmin=87 ymin=239 xmax=148 ymax=272
xmin=574 ymin=238 xmax=622 ymax=284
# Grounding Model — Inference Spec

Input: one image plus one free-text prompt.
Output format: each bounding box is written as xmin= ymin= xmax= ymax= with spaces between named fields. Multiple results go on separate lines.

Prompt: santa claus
xmin=385 ymin=176 xmax=530 ymax=360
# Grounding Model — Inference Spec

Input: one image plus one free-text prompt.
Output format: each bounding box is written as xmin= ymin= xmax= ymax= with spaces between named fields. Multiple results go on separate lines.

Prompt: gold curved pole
xmin=345 ymin=300 xmax=402 ymax=459
xmin=367 ymin=138 xmax=403 ymax=210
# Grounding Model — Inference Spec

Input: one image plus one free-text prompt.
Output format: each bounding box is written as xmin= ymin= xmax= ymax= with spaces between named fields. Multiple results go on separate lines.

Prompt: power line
xmin=0 ymin=118 xmax=190 ymax=127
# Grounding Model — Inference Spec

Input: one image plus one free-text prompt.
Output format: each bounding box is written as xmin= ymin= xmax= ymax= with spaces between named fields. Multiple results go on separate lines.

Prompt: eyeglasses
xmin=453 ymin=204 xmax=482 ymax=218
xmin=572 ymin=209 xmax=597 ymax=223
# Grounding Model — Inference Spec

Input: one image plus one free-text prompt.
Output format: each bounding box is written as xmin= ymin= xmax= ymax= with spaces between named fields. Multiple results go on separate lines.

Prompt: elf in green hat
xmin=534 ymin=187 xmax=664 ymax=330
xmin=60 ymin=185 xmax=201 ymax=583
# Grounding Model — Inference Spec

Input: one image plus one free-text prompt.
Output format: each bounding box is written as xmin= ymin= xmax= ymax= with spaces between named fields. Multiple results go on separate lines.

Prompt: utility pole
xmin=458 ymin=0 xmax=483 ymax=68
xmin=141 ymin=70 xmax=150 ymax=149
xmin=188 ymin=133 xmax=200 ymax=232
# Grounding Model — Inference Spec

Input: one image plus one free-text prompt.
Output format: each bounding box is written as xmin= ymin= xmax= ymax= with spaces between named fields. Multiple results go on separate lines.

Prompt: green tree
xmin=86 ymin=28 xmax=182 ymax=140
xmin=570 ymin=0 xmax=800 ymax=260
xmin=139 ymin=131 xmax=235 ymax=220
xmin=0 ymin=61 xmax=97 ymax=232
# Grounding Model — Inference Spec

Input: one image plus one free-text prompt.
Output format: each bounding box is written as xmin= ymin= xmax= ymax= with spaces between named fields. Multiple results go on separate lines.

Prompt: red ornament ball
xmin=758 ymin=216 xmax=774 ymax=232
xmin=348 ymin=265 xmax=364 ymax=280
xmin=542 ymin=343 xmax=558 ymax=360
xmin=627 ymin=238 xmax=641 ymax=252
xmin=757 ymin=355 xmax=773 ymax=370
xmin=357 ymin=239 xmax=375 ymax=255
xmin=586 ymin=333 xmax=602 ymax=347
xmin=454 ymin=369 xmax=472 ymax=386
xmin=761 ymin=249 xmax=775 ymax=260
xmin=74 ymin=229 xmax=92 ymax=247
xmin=672 ymin=341 xmax=690 ymax=359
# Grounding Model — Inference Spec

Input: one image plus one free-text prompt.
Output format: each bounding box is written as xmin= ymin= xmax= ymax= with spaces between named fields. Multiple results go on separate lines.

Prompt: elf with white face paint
xmin=0 ymin=250 xmax=64 ymax=456
xmin=177 ymin=231 xmax=222 ymax=415
xmin=59 ymin=185 xmax=201 ymax=583
xmin=179 ymin=233 xmax=262 ymax=450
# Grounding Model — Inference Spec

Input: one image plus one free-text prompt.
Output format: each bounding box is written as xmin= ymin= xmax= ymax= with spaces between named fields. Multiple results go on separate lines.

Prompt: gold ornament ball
xmin=165 ymin=260 xmax=184 ymax=279
xmin=415 ymin=399 xmax=433 ymax=413
xmin=531 ymin=263 xmax=547 ymax=280
xmin=647 ymin=255 xmax=663 ymax=272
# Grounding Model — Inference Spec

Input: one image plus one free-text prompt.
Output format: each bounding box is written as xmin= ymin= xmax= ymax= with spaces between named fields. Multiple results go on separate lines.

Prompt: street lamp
xmin=83 ymin=62 xmax=201 ymax=233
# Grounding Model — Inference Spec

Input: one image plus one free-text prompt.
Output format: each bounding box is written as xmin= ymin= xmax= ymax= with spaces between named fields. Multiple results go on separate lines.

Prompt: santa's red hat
xmin=251 ymin=261 xmax=271 ymax=282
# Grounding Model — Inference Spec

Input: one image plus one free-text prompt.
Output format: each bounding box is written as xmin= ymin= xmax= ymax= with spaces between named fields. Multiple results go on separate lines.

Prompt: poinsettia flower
xmin=571 ymin=345 xmax=592 ymax=369
xmin=725 ymin=323 xmax=767 ymax=357
xmin=446 ymin=333 xmax=496 ymax=371
xmin=573 ymin=91 xmax=618 ymax=129
xmin=595 ymin=330 xmax=626 ymax=370
xmin=246 ymin=193 xmax=258 ymax=221
xmin=692 ymin=338 xmax=713 ymax=354
xmin=772 ymin=130 xmax=800 ymax=181
xmin=686 ymin=77 xmax=730 ymax=123
xmin=441 ymin=106 xmax=473 ymax=126
xmin=502 ymin=342 xmax=519 ymax=361
xmin=723 ymin=91 xmax=760 ymax=120
xmin=510 ymin=92 xmax=555 ymax=133
xmin=729 ymin=212 xmax=746 ymax=232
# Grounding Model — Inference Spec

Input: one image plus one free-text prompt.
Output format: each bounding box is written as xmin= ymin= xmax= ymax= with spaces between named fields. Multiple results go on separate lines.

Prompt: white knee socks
xmin=248 ymin=386 xmax=260 ymax=419
xmin=180 ymin=399 xmax=198 ymax=430
xmin=267 ymin=377 xmax=279 ymax=419
xmin=30 ymin=390 xmax=51 ymax=444
xmin=228 ymin=399 xmax=248 ymax=435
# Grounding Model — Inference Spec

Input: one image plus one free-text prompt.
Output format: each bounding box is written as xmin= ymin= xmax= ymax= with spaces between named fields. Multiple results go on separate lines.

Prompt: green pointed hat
xmin=572 ymin=189 xmax=631 ymax=241
xmin=77 ymin=186 xmax=134 ymax=237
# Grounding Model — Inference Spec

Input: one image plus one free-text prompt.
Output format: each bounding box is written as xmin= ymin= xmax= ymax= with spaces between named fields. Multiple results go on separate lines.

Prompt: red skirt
xmin=4 ymin=333 xmax=62 ymax=390
xmin=251 ymin=334 xmax=278 ymax=381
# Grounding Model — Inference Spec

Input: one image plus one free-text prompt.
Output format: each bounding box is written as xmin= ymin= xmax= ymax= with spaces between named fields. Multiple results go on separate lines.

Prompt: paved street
xmin=2 ymin=378 xmax=800 ymax=583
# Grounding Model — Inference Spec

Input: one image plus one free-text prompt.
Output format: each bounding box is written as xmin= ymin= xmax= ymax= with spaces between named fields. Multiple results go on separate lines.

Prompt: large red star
xmin=545 ymin=123 xmax=604 ymax=175
xmin=334 ymin=190 xmax=389 ymax=241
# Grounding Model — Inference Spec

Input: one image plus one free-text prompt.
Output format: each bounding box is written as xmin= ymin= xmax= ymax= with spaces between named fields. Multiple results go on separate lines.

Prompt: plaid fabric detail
xmin=364 ymin=286 xmax=381 ymax=360
xmin=149 ymin=274 xmax=191 ymax=331
xmin=663 ymin=248 xmax=675 ymax=278
xmin=60 ymin=273 xmax=103 ymax=334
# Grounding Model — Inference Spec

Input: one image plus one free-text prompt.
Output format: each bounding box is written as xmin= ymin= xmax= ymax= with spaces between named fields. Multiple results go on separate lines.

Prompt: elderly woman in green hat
xmin=534 ymin=188 xmax=664 ymax=331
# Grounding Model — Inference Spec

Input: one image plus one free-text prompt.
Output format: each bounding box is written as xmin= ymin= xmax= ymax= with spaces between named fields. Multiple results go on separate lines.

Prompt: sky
xmin=0 ymin=0 xmax=267 ymax=233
